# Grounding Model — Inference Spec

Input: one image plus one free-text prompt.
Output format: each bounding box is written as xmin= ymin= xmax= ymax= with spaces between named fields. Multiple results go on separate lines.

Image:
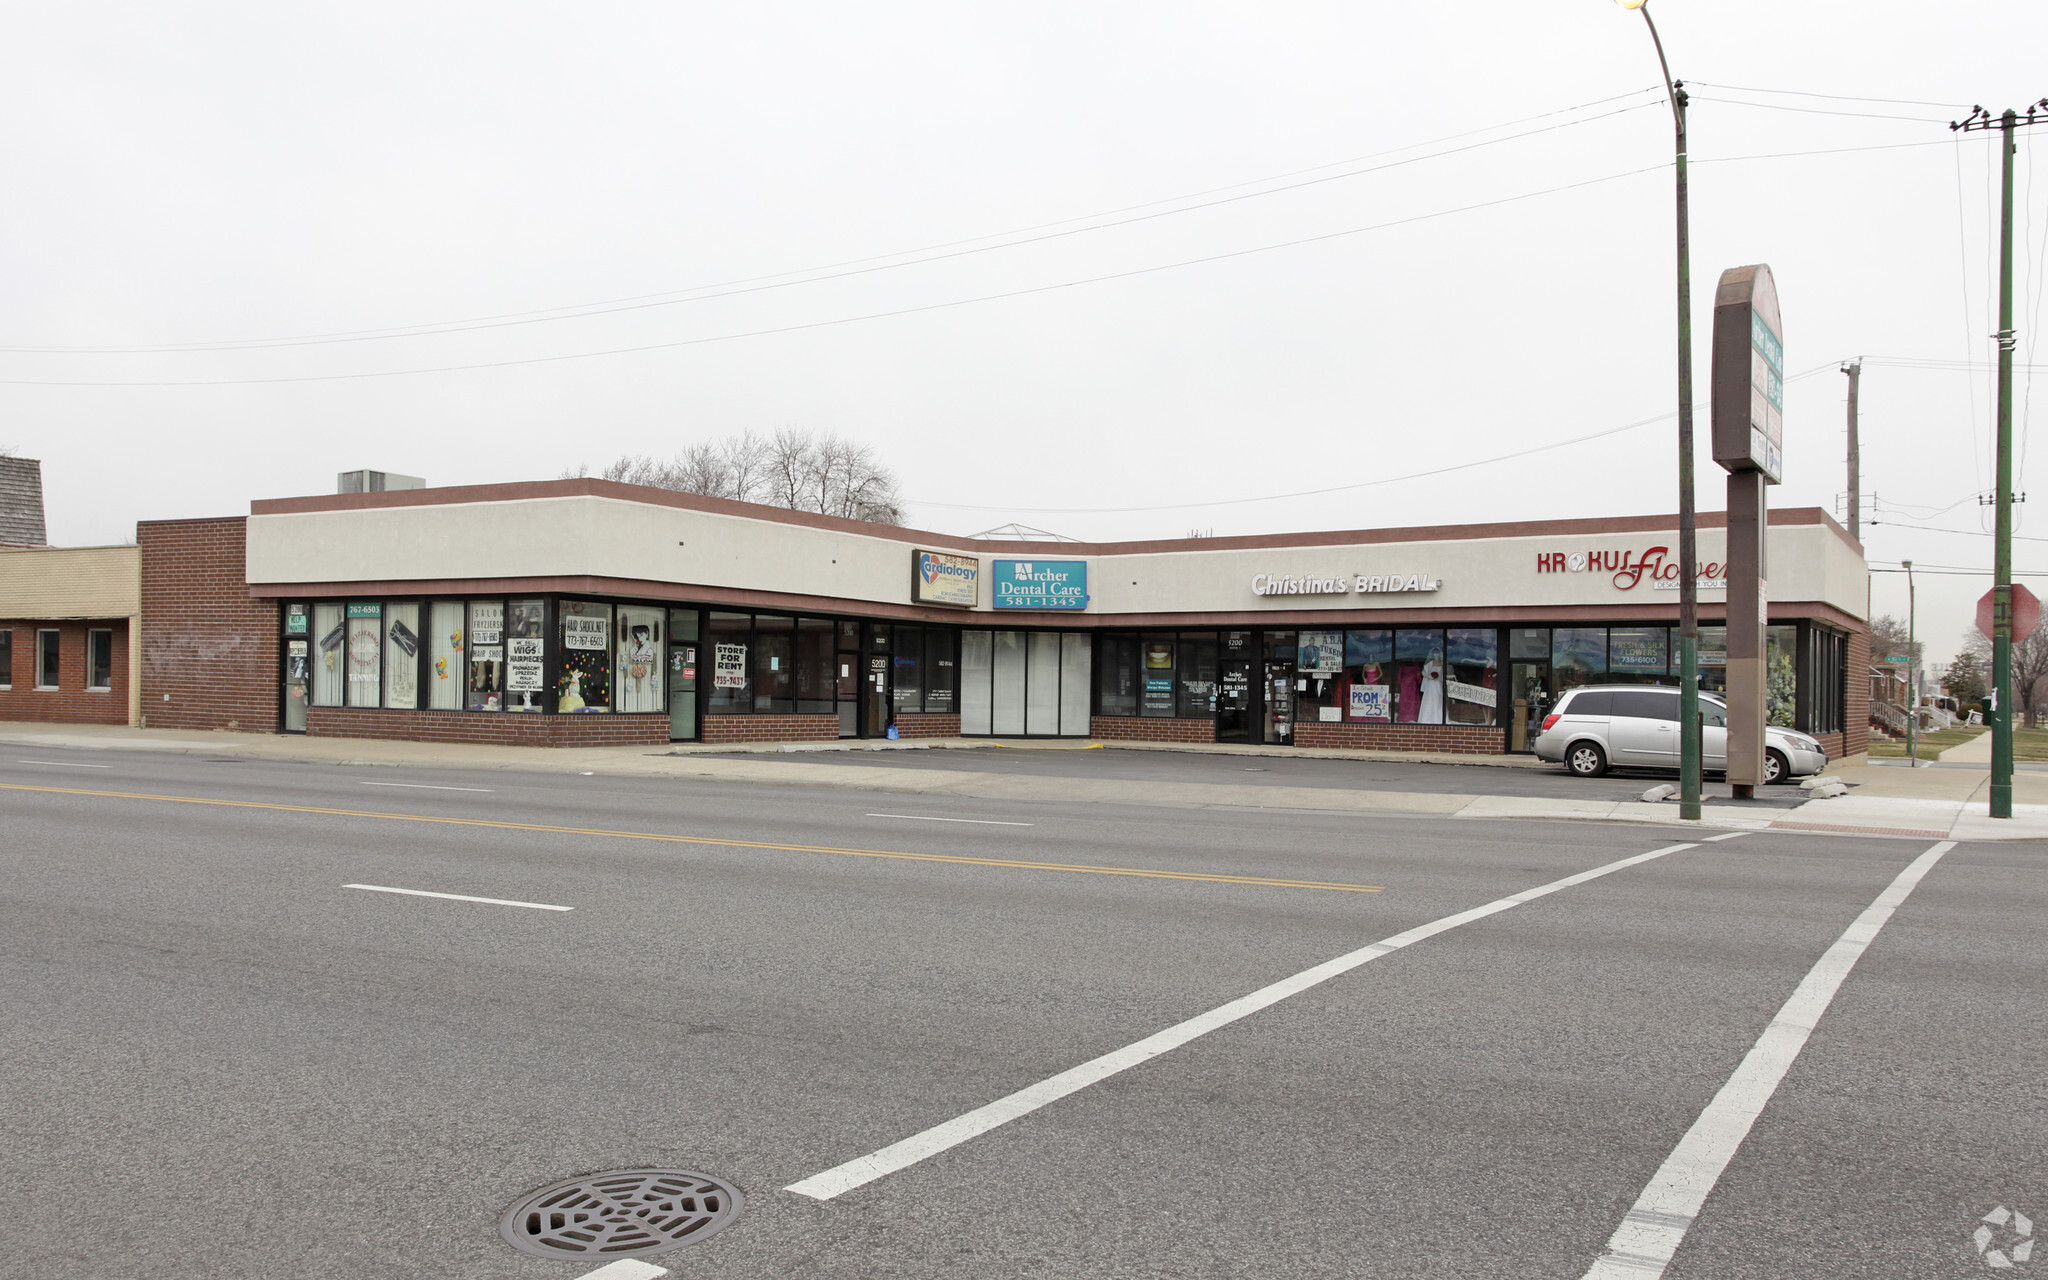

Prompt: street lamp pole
xmin=1903 ymin=559 xmax=1917 ymax=766
xmin=1620 ymin=0 xmax=1702 ymax=820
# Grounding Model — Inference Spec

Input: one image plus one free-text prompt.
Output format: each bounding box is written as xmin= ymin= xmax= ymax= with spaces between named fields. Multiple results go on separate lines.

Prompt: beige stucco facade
xmin=0 ymin=543 xmax=143 ymax=724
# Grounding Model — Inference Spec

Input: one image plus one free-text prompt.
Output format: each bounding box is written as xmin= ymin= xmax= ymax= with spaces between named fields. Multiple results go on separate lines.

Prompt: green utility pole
xmin=1627 ymin=0 xmax=1703 ymax=821
xmin=1903 ymin=559 xmax=1916 ymax=766
xmin=1954 ymin=99 xmax=2047 ymax=818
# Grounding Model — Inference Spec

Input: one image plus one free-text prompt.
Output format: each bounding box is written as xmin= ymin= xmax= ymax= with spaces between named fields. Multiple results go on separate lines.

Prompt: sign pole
xmin=1905 ymin=560 xmax=1916 ymax=766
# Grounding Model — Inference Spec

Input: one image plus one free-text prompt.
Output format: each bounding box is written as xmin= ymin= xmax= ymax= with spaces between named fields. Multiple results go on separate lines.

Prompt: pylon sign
xmin=1712 ymin=264 xmax=1784 ymax=484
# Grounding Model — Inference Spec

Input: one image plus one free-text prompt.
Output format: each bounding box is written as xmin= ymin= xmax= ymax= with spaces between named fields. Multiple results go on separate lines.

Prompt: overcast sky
xmin=3 ymin=2 xmax=2044 ymax=663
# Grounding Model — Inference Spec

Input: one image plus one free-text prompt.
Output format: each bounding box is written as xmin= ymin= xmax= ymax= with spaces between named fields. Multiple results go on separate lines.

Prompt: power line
xmin=0 ymin=91 xmax=1666 ymax=356
xmin=0 ymin=163 xmax=1669 ymax=388
xmin=1686 ymin=96 xmax=1954 ymax=125
xmin=1686 ymin=81 xmax=1972 ymax=110
xmin=1867 ymin=521 xmax=2048 ymax=543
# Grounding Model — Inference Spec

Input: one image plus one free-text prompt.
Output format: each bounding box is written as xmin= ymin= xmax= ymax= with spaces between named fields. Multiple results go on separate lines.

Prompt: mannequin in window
xmin=1419 ymin=657 xmax=1445 ymax=724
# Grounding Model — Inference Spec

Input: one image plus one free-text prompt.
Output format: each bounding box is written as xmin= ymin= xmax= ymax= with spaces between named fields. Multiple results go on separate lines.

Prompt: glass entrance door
xmin=1508 ymin=661 xmax=1549 ymax=752
xmin=1263 ymin=662 xmax=1295 ymax=744
xmin=668 ymin=608 xmax=700 ymax=741
xmin=1217 ymin=658 xmax=1253 ymax=742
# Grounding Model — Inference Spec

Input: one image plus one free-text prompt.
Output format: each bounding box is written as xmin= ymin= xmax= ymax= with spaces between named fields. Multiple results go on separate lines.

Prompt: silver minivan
xmin=1531 ymin=684 xmax=1828 ymax=783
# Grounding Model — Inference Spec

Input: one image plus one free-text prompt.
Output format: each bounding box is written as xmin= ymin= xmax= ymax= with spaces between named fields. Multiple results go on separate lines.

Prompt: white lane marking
xmin=1580 ymin=839 xmax=1956 ymax=1279
xmin=865 ymin=813 xmax=1034 ymax=826
xmin=1700 ymin=831 xmax=1749 ymax=842
xmin=17 ymin=760 xmax=112 ymax=767
xmin=571 ymin=1262 xmax=668 ymax=1280
xmin=343 ymin=883 xmax=573 ymax=912
xmin=785 ymin=839 xmax=1701 ymax=1201
xmin=359 ymin=781 xmax=495 ymax=792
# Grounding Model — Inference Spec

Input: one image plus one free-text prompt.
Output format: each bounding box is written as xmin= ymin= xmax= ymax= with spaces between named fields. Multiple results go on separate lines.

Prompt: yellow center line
xmin=0 ymin=782 xmax=1384 ymax=894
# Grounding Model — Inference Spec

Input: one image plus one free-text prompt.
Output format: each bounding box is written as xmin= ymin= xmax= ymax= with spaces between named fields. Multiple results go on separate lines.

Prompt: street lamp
xmin=1616 ymin=0 xmax=1703 ymax=820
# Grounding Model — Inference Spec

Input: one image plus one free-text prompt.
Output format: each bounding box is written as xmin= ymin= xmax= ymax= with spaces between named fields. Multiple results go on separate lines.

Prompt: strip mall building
xmin=5 ymin=477 xmax=1871 ymax=760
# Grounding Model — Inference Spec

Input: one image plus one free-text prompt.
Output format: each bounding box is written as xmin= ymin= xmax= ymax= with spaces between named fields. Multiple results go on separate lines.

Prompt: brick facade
xmin=701 ymin=714 xmax=842 ymax=744
xmin=138 ymin=517 xmax=278 ymax=732
xmin=1089 ymin=716 xmax=1218 ymax=743
xmin=0 ymin=618 xmax=129 ymax=724
xmin=308 ymin=707 xmax=670 ymax=747
xmin=1839 ymin=626 xmax=1870 ymax=760
xmin=1294 ymin=721 xmax=1506 ymax=753
xmin=892 ymin=712 xmax=961 ymax=738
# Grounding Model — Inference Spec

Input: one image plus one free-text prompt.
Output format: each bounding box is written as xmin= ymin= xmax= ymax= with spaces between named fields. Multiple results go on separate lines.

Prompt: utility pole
xmin=1954 ymin=99 xmax=2048 ymax=818
xmin=1903 ymin=559 xmax=1916 ymax=766
xmin=1842 ymin=360 xmax=1861 ymax=541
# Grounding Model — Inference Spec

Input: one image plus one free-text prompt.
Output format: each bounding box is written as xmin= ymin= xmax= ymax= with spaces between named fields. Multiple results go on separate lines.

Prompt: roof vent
xmin=337 ymin=470 xmax=425 ymax=494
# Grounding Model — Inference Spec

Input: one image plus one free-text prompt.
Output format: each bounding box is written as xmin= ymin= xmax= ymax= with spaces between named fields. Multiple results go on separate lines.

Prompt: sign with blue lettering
xmin=992 ymin=560 xmax=1090 ymax=611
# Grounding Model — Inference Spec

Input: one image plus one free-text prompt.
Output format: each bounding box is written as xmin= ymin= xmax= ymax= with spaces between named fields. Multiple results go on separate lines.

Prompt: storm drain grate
xmin=499 ymin=1168 xmax=743 ymax=1259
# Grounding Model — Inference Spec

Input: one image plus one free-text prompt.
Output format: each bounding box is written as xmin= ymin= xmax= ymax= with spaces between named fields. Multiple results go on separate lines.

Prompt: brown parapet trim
xmin=242 ymin=476 xmax=1859 ymax=557
xmin=136 ymin=514 xmax=249 ymax=530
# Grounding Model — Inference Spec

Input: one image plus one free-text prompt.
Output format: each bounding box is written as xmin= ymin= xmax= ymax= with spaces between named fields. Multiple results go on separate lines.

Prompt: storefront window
xmin=796 ymin=618 xmax=835 ymax=714
xmin=313 ymin=603 xmax=345 ymax=707
xmin=892 ymin=626 xmax=923 ymax=713
xmin=1445 ymin=628 xmax=1498 ymax=726
xmin=615 ymin=605 xmax=665 ymax=713
xmin=383 ymin=602 xmax=421 ymax=710
xmin=1176 ymin=633 xmax=1217 ymax=718
xmin=506 ymin=598 xmax=547 ymax=712
xmin=1767 ymin=624 xmax=1798 ymax=727
xmin=1297 ymin=629 xmax=1344 ymax=723
xmin=345 ymin=603 xmax=382 ymax=707
xmin=1097 ymin=634 xmax=1138 ymax=717
xmin=555 ymin=600 xmax=611 ymax=712
xmin=1393 ymin=629 xmax=1446 ymax=724
xmin=1141 ymin=634 xmax=1176 ymax=717
xmin=923 ymin=627 xmax=956 ymax=713
xmin=707 ymin=612 xmax=752 ymax=714
xmin=429 ymin=601 xmax=464 ymax=710
xmin=1508 ymin=628 xmax=1549 ymax=662
xmin=750 ymin=615 xmax=794 ymax=713
xmin=960 ymin=630 xmax=993 ymax=733
xmin=1697 ymin=626 xmax=1728 ymax=695
xmin=468 ymin=600 xmax=504 ymax=711
xmin=1607 ymin=626 xmax=1668 ymax=684
xmin=1343 ymin=630 xmax=1393 ymax=722
xmin=1551 ymin=627 xmax=1607 ymax=695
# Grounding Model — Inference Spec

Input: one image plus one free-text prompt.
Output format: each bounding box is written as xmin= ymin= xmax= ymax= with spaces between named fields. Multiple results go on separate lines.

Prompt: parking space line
xmin=867 ymin=813 xmax=1034 ymax=826
xmin=0 ymin=782 xmax=1381 ymax=893
xmin=17 ymin=760 xmax=112 ymax=768
xmin=1580 ymin=839 xmax=1956 ymax=1279
xmin=344 ymin=883 xmax=573 ymax=911
xmin=784 ymin=838 xmax=1701 ymax=1202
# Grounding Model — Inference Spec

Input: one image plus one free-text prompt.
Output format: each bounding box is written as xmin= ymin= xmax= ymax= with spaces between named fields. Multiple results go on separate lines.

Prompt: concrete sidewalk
xmin=5 ymin=721 xmax=2046 ymax=842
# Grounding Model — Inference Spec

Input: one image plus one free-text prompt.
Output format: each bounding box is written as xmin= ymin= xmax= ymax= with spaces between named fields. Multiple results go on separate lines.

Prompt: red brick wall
xmin=0 ymin=618 xmax=129 ymax=725
xmin=308 ymin=707 xmax=670 ymax=747
xmin=1090 ymin=716 xmax=1218 ymax=743
xmin=893 ymin=713 xmax=961 ymax=738
xmin=1841 ymin=626 xmax=1870 ymax=759
xmin=701 ymin=714 xmax=841 ymax=743
xmin=138 ymin=517 xmax=278 ymax=732
xmin=1294 ymin=721 xmax=1506 ymax=753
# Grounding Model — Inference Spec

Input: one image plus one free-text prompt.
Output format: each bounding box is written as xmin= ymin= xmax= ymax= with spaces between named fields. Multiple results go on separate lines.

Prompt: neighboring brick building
xmin=136 ymin=517 xmax=278 ymax=733
xmin=0 ymin=543 xmax=141 ymax=726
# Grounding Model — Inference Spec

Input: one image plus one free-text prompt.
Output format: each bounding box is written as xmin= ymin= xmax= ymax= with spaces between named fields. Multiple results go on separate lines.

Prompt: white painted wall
xmin=247 ymin=495 xmax=1867 ymax=621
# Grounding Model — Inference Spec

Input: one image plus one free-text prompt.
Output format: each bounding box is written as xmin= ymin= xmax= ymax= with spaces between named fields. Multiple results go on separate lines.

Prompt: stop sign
xmin=1977 ymin=584 xmax=2042 ymax=643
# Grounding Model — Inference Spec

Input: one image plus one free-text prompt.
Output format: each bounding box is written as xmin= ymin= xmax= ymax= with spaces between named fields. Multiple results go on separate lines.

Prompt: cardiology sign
xmin=912 ymin=549 xmax=979 ymax=608
xmin=992 ymin=560 xmax=1089 ymax=610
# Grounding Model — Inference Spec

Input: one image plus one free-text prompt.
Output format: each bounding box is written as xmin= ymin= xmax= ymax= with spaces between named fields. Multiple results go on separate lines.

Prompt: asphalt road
xmin=732 ymin=744 xmax=1816 ymax=808
xmin=1 ymin=747 xmax=2040 ymax=1279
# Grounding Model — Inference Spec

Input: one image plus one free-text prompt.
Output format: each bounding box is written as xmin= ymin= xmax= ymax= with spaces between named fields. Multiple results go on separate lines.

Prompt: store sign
xmin=1448 ymin=679 xmax=1495 ymax=708
xmin=912 ymin=550 xmax=980 ymax=608
xmin=506 ymin=637 xmax=544 ymax=692
xmin=1349 ymin=684 xmax=1391 ymax=720
xmin=1535 ymin=547 xmax=1728 ymax=592
xmin=993 ymin=560 xmax=1089 ymax=610
xmin=1712 ymin=263 xmax=1784 ymax=483
xmin=470 ymin=602 xmax=503 ymax=646
xmin=1250 ymin=573 xmax=1441 ymax=597
xmin=285 ymin=604 xmax=309 ymax=636
xmin=563 ymin=614 xmax=609 ymax=650
xmin=1298 ymin=630 xmax=1344 ymax=674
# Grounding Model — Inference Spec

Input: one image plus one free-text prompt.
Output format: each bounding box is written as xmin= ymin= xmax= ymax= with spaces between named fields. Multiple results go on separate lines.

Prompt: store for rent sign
xmin=1535 ymin=546 xmax=1727 ymax=592
xmin=993 ymin=560 xmax=1089 ymax=610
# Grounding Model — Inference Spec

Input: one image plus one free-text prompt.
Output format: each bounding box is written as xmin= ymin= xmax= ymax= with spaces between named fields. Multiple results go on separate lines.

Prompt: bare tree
xmin=1958 ymin=626 xmax=2048 ymax=726
xmin=584 ymin=429 xmax=904 ymax=525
